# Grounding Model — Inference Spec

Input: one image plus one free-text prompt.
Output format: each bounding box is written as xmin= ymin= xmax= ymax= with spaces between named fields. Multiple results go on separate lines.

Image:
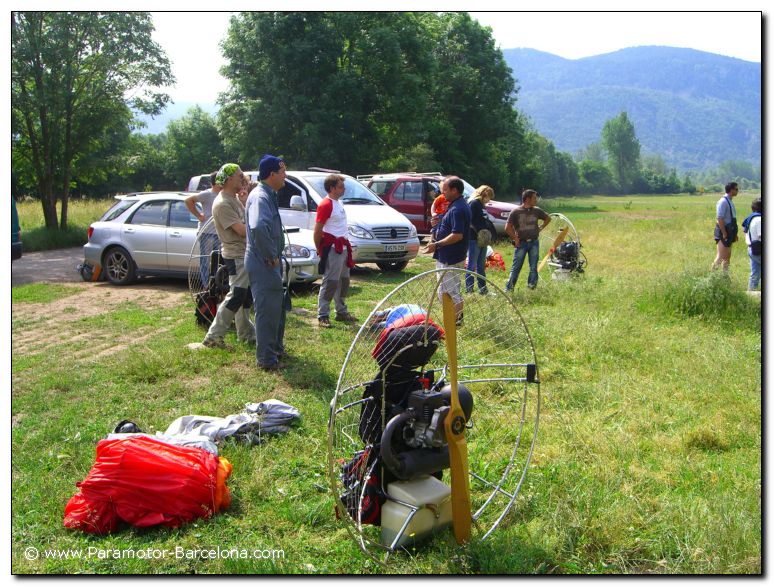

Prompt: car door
xmin=278 ymin=176 xmax=316 ymax=229
xmin=166 ymin=200 xmax=200 ymax=272
xmin=122 ymin=200 xmax=170 ymax=270
xmin=396 ymin=180 xmax=426 ymax=232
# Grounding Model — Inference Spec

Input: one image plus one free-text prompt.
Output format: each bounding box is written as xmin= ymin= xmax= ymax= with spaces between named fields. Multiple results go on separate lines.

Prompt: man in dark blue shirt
xmin=424 ymin=176 xmax=471 ymax=324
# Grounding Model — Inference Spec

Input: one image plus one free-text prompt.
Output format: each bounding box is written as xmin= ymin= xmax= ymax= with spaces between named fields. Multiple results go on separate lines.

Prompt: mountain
xmin=503 ymin=46 xmax=761 ymax=171
xmin=134 ymin=101 xmax=218 ymax=135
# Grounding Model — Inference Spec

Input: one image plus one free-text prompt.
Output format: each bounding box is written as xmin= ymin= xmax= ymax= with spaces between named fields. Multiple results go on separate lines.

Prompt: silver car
xmin=81 ymin=192 xmax=320 ymax=286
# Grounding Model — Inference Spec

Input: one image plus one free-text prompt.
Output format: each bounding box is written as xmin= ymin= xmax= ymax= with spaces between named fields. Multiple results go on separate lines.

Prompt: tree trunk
xmin=60 ymin=193 xmax=69 ymax=230
xmin=41 ymin=194 xmax=58 ymax=230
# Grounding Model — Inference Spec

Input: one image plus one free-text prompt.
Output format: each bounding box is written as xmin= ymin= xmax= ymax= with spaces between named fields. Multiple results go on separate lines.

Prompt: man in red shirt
xmin=314 ymin=174 xmax=357 ymax=328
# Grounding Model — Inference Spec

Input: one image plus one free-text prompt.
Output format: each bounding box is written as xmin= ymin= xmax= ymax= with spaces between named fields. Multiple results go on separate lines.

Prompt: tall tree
xmin=601 ymin=111 xmax=641 ymax=194
xmin=218 ymin=11 xmax=525 ymax=191
xmin=166 ymin=106 xmax=225 ymax=187
xmin=424 ymin=12 xmax=522 ymax=191
xmin=11 ymin=12 xmax=173 ymax=229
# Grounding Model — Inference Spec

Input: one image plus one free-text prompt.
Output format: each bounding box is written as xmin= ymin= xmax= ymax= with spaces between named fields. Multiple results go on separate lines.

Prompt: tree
xmin=601 ymin=111 xmax=641 ymax=194
xmin=166 ymin=106 xmax=225 ymax=186
xmin=11 ymin=12 xmax=173 ymax=229
xmin=218 ymin=12 xmax=526 ymax=192
xmin=578 ymin=160 xmax=615 ymax=195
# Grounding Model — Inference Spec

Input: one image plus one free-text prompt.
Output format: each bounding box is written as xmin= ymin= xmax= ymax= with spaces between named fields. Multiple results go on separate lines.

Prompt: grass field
xmin=11 ymin=193 xmax=761 ymax=574
xmin=15 ymin=198 xmax=114 ymax=251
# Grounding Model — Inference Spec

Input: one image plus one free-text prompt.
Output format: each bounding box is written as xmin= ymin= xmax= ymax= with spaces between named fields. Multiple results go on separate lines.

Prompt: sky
xmin=148 ymin=10 xmax=763 ymax=105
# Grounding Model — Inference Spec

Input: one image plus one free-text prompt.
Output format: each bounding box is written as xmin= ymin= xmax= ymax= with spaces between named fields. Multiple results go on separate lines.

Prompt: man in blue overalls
xmin=245 ymin=155 xmax=288 ymax=371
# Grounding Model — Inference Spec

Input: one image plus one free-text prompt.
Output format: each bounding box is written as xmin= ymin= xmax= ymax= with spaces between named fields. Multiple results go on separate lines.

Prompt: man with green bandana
xmin=202 ymin=163 xmax=255 ymax=348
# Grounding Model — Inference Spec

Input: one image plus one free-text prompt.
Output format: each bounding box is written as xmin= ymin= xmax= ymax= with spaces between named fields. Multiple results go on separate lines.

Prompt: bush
xmin=644 ymin=270 xmax=760 ymax=326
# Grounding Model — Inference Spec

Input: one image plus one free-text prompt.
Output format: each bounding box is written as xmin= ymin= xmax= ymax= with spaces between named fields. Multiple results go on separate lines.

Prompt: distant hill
xmin=134 ymin=101 xmax=218 ymax=135
xmin=503 ymin=46 xmax=761 ymax=171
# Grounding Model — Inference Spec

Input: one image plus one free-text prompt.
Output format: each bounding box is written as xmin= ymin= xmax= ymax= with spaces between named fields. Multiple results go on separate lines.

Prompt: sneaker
xmin=335 ymin=312 xmax=358 ymax=323
xmin=318 ymin=316 xmax=332 ymax=328
xmin=202 ymin=338 xmax=230 ymax=350
xmin=455 ymin=312 xmax=464 ymax=327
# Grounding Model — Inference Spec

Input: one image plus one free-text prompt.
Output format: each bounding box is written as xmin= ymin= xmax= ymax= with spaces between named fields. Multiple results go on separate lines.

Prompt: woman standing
xmin=466 ymin=185 xmax=495 ymax=294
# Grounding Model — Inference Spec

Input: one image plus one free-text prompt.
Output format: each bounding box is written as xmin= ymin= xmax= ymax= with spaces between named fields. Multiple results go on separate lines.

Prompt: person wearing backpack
xmin=465 ymin=185 xmax=495 ymax=295
xmin=712 ymin=182 xmax=740 ymax=272
xmin=742 ymin=198 xmax=762 ymax=291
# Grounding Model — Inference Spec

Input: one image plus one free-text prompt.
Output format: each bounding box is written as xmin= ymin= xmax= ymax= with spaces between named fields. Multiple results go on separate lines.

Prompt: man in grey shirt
xmin=712 ymin=181 xmax=739 ymax=272
xmin=202 ymin=163 xmax=255 ymax=348
xmin=186 ymin=171 xmax=221 ymax=285
xmin=245 ymin=155 xmax=288 ymax=371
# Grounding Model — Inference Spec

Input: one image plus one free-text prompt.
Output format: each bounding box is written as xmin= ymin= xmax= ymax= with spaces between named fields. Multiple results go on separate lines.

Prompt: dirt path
xmin=12 ymin=248 xmax=190 ymax=363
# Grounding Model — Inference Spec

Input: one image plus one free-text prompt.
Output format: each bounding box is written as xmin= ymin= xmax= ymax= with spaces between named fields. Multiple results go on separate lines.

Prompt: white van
xmin=244 ymin=169 xmax=420 ymax=272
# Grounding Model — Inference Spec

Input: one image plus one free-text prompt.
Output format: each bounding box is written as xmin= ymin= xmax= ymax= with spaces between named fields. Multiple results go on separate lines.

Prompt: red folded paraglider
xmin=486 ymin=251 xmax=506 ymax=271
xmin=64 ymin=435 xmax=232 ymax=534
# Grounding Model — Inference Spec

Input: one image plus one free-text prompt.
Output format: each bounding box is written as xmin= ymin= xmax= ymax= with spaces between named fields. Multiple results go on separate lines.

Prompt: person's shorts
xmin=435 ymin=260 xmax=465 ymax=305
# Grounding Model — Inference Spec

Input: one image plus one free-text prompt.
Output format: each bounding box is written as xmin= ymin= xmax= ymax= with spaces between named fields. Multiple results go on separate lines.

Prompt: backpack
xmin=742 ymin=212 xmax=762 ymax=256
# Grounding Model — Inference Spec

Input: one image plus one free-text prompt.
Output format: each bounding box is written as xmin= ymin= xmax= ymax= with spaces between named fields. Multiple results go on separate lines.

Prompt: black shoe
xmin=258 ymin=362 xmax=281 ymax=372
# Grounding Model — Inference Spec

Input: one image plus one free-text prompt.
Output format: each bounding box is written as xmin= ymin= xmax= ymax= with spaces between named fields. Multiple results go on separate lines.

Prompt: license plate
xmin=384 ymin=244 xmax=406 ymax=252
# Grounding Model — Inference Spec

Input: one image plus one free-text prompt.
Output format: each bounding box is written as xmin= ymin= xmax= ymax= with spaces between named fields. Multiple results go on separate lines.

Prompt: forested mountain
xmin=503 ymin=46 xmax=761 ymax=171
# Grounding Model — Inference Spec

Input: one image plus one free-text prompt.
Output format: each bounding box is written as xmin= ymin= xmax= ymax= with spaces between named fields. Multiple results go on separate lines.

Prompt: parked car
xmin=362 ymin=172 xmax=515 ymax=236
xmin=80 ymin=192 xmax=320 ymax=286
xmin=11 ymin=197 xmax=22 ymax=261
xmin=241 ymin=169 xmax=420 ymax=272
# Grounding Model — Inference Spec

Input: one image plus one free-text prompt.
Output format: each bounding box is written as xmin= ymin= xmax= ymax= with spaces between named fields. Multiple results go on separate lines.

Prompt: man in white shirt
xmin=743 ymin=198 xmax=762 ymax=291
xmin=314 ymin=174 xmax=356 ymax=328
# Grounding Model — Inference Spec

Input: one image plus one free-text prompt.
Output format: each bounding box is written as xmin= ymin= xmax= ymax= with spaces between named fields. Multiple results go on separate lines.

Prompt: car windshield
xmin=461 ymin=179 xmax=475 ymax=198
xmin=101 ymin=198 xmax=137 ymax=221
xmin=305 ymin=176 xmax=383 ymax=205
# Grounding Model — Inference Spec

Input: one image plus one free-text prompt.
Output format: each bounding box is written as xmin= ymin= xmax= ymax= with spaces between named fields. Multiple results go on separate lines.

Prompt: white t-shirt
xmin=318 ymin=197 xmax=348 ymax=238
xmin=746 ymin=215 xmax=761 ymax=246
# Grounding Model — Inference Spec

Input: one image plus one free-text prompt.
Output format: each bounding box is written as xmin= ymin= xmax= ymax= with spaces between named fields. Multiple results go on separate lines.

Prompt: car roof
xmin=116 ymin=192 xmax=194 ymax=201
xmin=363 ymin=172 xmax=443 ymax=181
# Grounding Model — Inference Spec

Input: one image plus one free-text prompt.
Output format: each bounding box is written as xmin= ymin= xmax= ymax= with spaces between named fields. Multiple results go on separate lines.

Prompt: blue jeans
xmin=749 ymin=251 xmax=761 ymax=290
xmin=505 ymin=240 xmax=539 ymax=290
xmin=465 ymin=238 xmax=488 ymax=294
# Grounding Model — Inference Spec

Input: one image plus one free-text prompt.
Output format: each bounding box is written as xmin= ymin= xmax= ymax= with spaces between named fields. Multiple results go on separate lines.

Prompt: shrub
xmin=645 ymin=270 xmax=760 ymax=325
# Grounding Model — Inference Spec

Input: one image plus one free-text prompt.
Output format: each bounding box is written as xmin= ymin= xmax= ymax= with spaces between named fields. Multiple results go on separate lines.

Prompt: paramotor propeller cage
xmin=539 ymin=213 xmax=587 ymax=274
xmin=187 ymin=217 xmax=294 ymax=325
xmin=327 ymin=268 xmax=541 ymax=562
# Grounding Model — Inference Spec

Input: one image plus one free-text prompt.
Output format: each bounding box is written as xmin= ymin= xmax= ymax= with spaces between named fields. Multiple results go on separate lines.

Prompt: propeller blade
xmin=442 ymin=292 xmax=472 ymax=544
xmin=537 ymin=226 xmax=569 ymax=272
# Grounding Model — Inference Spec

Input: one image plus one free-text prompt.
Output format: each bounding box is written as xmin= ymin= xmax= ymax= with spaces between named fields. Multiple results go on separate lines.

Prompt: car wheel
xmin=103 ymin=247 xmax=137 ymax=285
xmin=376 ymin=260 xmax=409 ymax=272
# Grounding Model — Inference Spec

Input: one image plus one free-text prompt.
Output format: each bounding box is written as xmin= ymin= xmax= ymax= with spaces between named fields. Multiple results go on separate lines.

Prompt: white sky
xmin=148 ymin=9 xmax=763 ymax=104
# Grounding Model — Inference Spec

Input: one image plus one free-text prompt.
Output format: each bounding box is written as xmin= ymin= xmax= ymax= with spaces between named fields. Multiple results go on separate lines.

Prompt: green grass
xmin=11 ymin=193 xmax=761 ymax=574
xmin=15 ymin=198 xmax=111 ymax=251
xmin=12 ymin=283 xmax=83 ymax=304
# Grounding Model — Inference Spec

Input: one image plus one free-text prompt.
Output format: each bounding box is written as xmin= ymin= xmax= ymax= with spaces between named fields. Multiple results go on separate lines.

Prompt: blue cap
xmin=258 ymin=154 xmax=284 ymax=180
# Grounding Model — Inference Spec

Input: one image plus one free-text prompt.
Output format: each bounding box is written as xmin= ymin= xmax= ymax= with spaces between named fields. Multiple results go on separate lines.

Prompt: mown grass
xmin=15 ymin=198 xmax=112 ymax=251
xmin=11 ymin=193 xmax=761 ymax=574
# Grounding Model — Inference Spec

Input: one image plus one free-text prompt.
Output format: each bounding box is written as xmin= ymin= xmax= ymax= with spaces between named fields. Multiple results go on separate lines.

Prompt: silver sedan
xmin=81 ymin=192 xmax=320 ymax=286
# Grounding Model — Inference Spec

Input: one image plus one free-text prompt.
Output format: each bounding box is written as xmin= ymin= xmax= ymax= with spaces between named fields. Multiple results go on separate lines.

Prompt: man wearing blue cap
xmin=245 ymin=155 xmax=289 ymax=370
xmin=202 ymin=163 xmax=255 ymax=348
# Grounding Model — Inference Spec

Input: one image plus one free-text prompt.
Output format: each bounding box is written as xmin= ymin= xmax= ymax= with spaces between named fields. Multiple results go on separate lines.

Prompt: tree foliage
xmin=11 ymin=12 xmax=173 ymax=228
xmin=166 ymin=106 xmax=225 ymax=187
xmin=218 ymin=12 xmax=525 ymax=192
xmin=601 ymin=111 xmax=641 ymax=193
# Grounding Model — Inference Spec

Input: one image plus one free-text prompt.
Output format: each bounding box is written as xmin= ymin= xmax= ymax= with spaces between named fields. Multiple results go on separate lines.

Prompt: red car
xmin=362 ymin=172 xmax=515 ymax=236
